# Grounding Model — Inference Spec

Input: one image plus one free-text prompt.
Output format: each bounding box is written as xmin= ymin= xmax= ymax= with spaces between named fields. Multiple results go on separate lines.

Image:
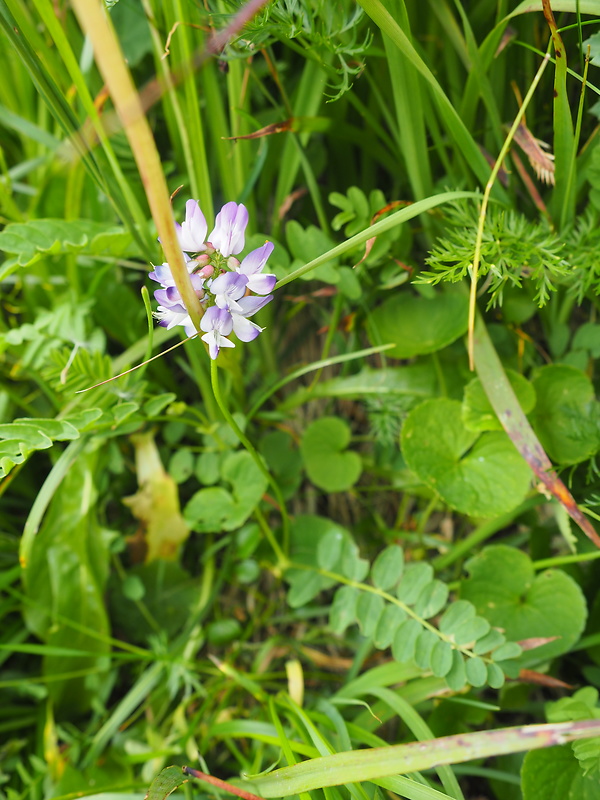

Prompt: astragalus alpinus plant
xmin=2 ymin=2 xmax=600 ymax=800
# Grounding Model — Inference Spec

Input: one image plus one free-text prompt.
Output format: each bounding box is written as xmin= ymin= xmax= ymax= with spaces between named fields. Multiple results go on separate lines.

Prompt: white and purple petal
xmin=238 ymin=242 xmax=274 ymax=276
xmin=200 ymin=306 xmax=235 ymax=359
xmin=209 ymin=202 xmax=249 ymax=257
xmin=246 ymin=272 xmax=276 ymax=295
xmin=231 ymin=315 xmax=263 ymax=342
xmin=176 ymin=199 xmax=208 ymax=253
xmin=236 ymin=294 xmax=273 ymax=317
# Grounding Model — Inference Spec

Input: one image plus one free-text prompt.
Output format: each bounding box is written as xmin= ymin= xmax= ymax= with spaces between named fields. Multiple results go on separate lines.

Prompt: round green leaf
xmin=430 ymin=640 xmax=454 ymax=677
xmin=446 ymin=649 xmax=467 ymax=691
xmin=368 ymin=290 xmax=469 ymax=358
xmin=330 ymin=586 xmax=359 ymax=635
xmin=451 ymin=615 xmax=491 ymax=646
xmin=206 ymin=619 xmax=242 ymax=645
xmin=473 ymin=629 xmax=505 ymax=655
xmin=414 ymin=629 xmax=437 ymax=669
xmin=356 ymin=593 xmax=385 ymax=638
xmin=462 ymin=370 xmax=536 ymax=432
xmin=301 ymin=417 xmax=362 ymax=492
xmin=374 ymin=604 xmax=407 ymax=649
xmin=439 ymin=600 xmax=476 ymax=634
xmin=530 ymin=364 xmax=600 ymax=464
xmin=396 ymin=562 xmax=434 ymax=604
xmin=392 ymin=618 xmax=421 ymax=663
xmin=402 ymin=398 xmax=532 ymax=517
xmin=185 ymin=451 xmax=268 ymax=533
xmin=465 ymin=656 xmax=488 ymax=687
xmin=413 ymin=579 xmax=449 ymax=619
xmin=461 ymin=545 xmax=587 ymax=665
xmin=486 ymin=662 xmax=505 ymax=689
xmin=168 ymin=448 xmax=194 ymax=483
xmin=371 ymin=545 xmax=404 ymax=591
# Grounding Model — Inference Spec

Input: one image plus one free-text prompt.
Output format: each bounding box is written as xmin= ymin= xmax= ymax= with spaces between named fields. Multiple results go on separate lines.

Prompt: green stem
xmin=210 ymin=359 xmax=289 ymax=565
xmin=236 ymin=719 xmax=600 ymax=797
xmin=432 ymin=496 xmax=544 ymax=571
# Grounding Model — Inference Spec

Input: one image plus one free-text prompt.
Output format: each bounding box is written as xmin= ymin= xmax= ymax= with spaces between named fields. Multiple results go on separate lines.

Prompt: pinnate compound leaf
xmin=465 ymin=656 xmax=488 ymax=687
xmin=318 ymin=528 xmax=345 ymax=571
xmin=368 ymin=290 xmax=468 ymax=358
xmin=461 ymin=545 xmax=587 ymax=665
xmin=446 ymin=649 xmax=467 ymax=691
xmin=396 ymin=562 xmax=434 ymax=604
xmin=287 ymin=570 xmax=326 ymax=608
xmin=492 ymin=642 xmax=523 ymax=661
xmin=413 ymin=579 xmax=449 ymax=619
xmin=0 ymin=417 xmax=82 ymax=477
xmin=184 ymin=451 xmax=268 ymax=533
xmin=486 ymin=662 xmax=505 ymax=689
xmin=473 ymin=629 xmax=506 ymax=655
xmin=414 ymin=629 xmax=437 ymax=669
xmin=451 ymin=615 xmax=491 ymax=646
xmin=301 ymin=417 xmax=362 ymax=492
xmin=371 ymin=544 xmax=404 ymax=590
xmin=330 ymin=586 xmax=359 ymax=635
xmin=439 ymin=599 xmax=476 ymax=633
xmin=402 ymin=399 xmax=532 ymax=517
xmin=392 ymin=618 xmax=422 ymax=662
xmin=356 ymin=593 xmax=385 ymax=637
xmin=287 ymin=517 xmax=350 ymax=608
xmin=430 ymin=640 xmax=454 ymax=677
xmin=373 ymin=604 xmax=407 ymax=648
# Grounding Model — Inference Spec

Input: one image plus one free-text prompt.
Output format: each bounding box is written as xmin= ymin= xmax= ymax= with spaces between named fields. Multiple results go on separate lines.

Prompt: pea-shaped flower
xmin=209 ymin=202 xmax=248 ymax=257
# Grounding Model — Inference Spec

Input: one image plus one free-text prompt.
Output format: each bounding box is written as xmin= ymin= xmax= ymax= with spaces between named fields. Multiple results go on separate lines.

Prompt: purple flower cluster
xmin=149 ymin=200 xmax=276 ymax=359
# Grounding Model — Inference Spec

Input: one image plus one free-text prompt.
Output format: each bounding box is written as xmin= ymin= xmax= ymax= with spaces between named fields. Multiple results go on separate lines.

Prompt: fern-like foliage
xmin=418 ymin=203 xmax=570 ymax=307
xmin=228 ymin=1 xmax=371 ymax=101
xmin=564 ymin=208 xmax=600 ymax=303
xmin=286 ymin=532 xmax=522 ymax=692
xmin=0 ymin=218 xmax=136 ymax=280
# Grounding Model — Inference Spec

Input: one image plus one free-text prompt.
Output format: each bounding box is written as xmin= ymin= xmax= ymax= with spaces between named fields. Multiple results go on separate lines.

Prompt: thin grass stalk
xmin=29 ymin=0 xmax=152 ymax=252
xmin=71 ymin=0 xmax=203 ymax=332
xmin=358 ymin=0 xmax=501 ymax=193
xmin=542 ymin=0 xmax=576 ymax=229
xmin=143 ymin=0 xmax=202 ymax=205
xmin=382 ymin=0 xmax=433 ymax=205
xmin=467 ymin=51 xmax=551 ymax=369
xmin=209 ymin=359 xmax=289 ymax=563
xmin=172 ymin=0 xmax=213 ymax=219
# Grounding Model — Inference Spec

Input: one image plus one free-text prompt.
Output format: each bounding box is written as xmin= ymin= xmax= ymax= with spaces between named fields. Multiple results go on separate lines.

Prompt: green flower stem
xmin=71 ymin=0 xmax=203 ymax=332
xmin=210 ymin=359 xmax=289 ymax=566
xmin=237 ymin=719 xmax=600 ymax=797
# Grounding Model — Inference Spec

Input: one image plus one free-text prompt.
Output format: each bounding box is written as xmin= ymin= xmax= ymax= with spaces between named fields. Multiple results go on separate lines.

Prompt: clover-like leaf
xmin=402 ymin=398 xmax=532 ymax=517
xmin=368 ymin=289 xmax=468 ymax=358
xmin=301 ymin=417 xmax=362 ymax=492
xmin=461 ymin=545 xmax=587 ymax=665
